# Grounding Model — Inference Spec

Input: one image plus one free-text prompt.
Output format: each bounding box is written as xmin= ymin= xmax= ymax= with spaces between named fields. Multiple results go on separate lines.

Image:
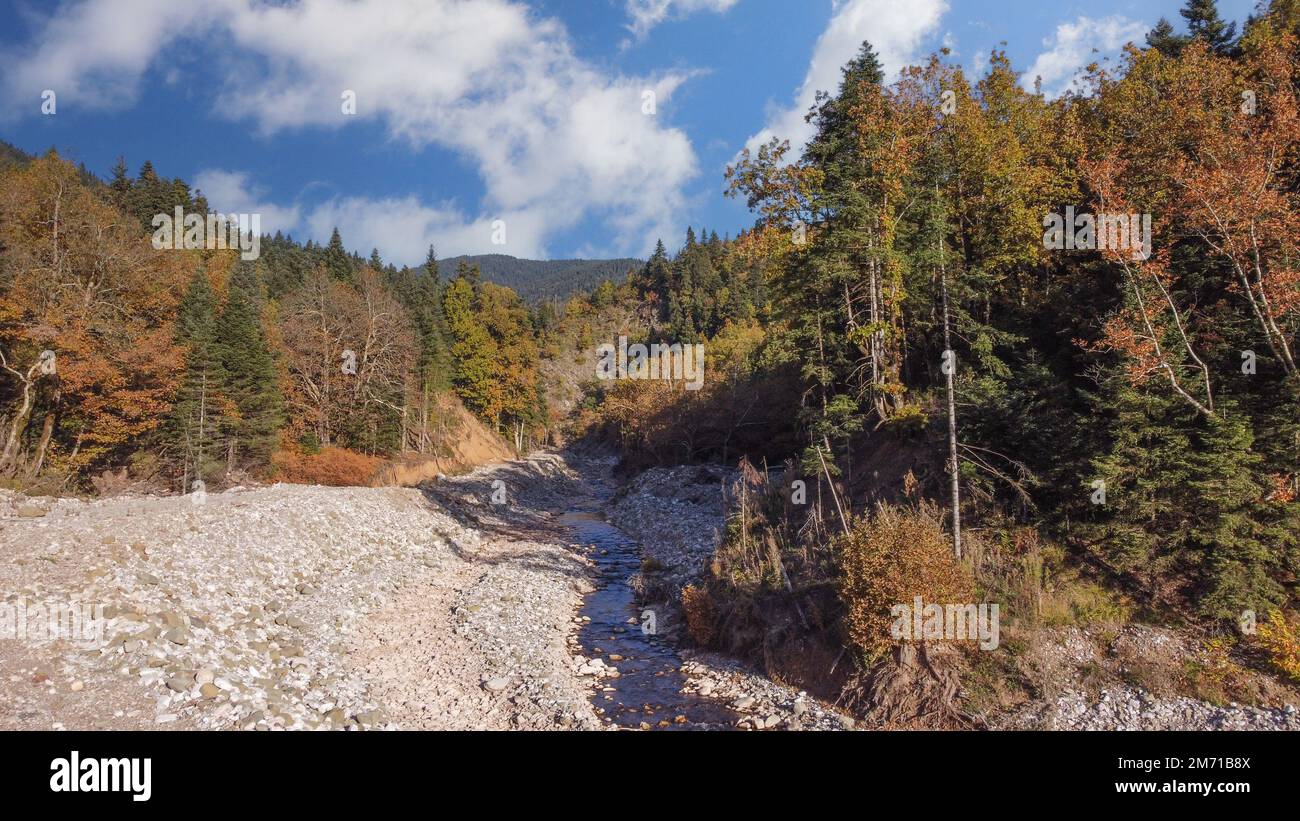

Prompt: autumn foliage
xmin=271 ymin=446 xmax=383 ymax=487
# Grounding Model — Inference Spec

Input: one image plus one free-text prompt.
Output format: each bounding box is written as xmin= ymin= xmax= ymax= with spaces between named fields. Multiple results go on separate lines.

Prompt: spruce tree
xmin=1182 ymin=0 xmax=1237 ymax=54
xmin=415 ymin=246 xmax=453 ymax=392
xmin=167 ymin=267 xmax=228 ymax=488
xmin=324 ymin=227 xmax=353 ymax=282
xmin=1146 ymin=18 xmax=1188 ymax=57
xmin=108 ymin=156 xmax=131 ymax=210
xmin=215 ymin=261 xmax=283 ymax=471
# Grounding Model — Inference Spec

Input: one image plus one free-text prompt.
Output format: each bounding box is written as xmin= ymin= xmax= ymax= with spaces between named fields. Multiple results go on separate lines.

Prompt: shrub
xmin=838 ymin=502 xmax=974 ymax=660
xmin=272 ymin=446 xmax=382 ymax=487
xmin=1254 ymin=609 xmax=1300 ymax=683
xmin=681 ymin=584 xmax=717 ymax=646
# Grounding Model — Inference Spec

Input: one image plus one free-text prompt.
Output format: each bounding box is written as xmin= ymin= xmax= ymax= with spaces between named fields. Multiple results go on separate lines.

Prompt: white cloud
xmin=0 ymin=0 xmax=699 ymax=262
xmin=744 ymin=0 xmax=947 ymax=154
xmin=624 ymin=0 xmax=738 ymax=40
xmin=305 ymin=197 xmax=551 ymax=261
xmin=1023 ymin=15 xmax=1147 ymax=98
xmin=193 ymin=168 xmax=546 ymax=259
xmin=192 ymin=169 xmax=302 ymax=237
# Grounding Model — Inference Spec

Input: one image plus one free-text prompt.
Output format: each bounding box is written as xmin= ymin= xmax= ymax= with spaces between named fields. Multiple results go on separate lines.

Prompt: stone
xmin=733 ymin=696 xmax=755 ymax=710
xmin=483 ymin=676 xmax=511 ymax=692
xmin=164 ymin=628 xmax=189 ymax=646
xmin=166 ymin=674 xmax=192 ymax=692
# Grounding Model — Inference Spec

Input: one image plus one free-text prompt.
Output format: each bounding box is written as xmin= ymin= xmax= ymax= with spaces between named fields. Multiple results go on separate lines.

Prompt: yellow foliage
xmin=1255 ymin=609 xmax=1300 ymax=683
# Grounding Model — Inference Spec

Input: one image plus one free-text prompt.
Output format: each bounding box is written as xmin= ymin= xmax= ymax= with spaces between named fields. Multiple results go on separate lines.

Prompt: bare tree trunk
xmin=938 ymin=219 xmax=962 ymax=560
xmin=0 ymin=352 xmax=42 ymax=471
xmin=30 ymin=381 xmax=61 ymax=477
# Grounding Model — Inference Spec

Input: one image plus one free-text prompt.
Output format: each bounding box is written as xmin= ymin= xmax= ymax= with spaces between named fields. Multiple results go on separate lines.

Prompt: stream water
xmin=560 ymin=510 xmax=733 ymax=730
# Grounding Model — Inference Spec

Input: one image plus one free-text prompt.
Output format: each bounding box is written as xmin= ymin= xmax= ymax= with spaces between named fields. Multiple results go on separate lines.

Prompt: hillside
xmin=0 ymin=139 xmax=29 ymax=170
xmin=440 ymin=254 xmax=641 ymax=302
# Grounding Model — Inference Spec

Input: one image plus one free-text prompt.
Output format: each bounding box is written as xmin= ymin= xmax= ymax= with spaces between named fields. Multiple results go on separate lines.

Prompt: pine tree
xmin=1182 ymin=0 xmax=1237 ymax=54
xmin=1185 ymin=408 xmax=1296 ymax=619
xmin=166 ymin=267 xmax=228 ymax=488
xmin=324 ymin=227 xmax=353 ymax=283
xmin=215 ymin=261 xmax=282 ymax=471
xmin=1146 ymin=18 xmax=1188 ymax=57
xmin=108 ymin=156 xmax=131 ymax=210
xmin=442 ymin=275 xmax=498 ymax=419
xmin=640 ymin=239 xmax=671 ymax=305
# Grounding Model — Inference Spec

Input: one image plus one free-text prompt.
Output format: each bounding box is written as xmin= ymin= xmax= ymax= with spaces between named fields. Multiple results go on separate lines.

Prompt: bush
xmin=1254 ymin=609 xmax=1300 ymax=683
xmin=272 ymin=446 xmax=382 ymax=487
xmin=838 ymin=502 xmax=974 ymax=660
xmin=681 ymin=584 xmax=717 ymax=646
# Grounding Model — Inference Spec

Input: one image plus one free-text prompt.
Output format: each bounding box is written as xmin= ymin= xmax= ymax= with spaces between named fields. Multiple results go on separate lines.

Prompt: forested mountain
xmin=439 ymin=254 xmax=641 ymax=302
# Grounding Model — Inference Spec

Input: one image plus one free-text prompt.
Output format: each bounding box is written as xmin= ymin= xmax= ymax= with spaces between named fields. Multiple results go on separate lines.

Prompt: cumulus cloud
xmin=0 ymin=0 xmax=699 ymax=261
xmin=191 ymin=169 xmax=302 ymax=237
xmin=745 ymin=0 xmax=947 ymax=154
xmin=305 ymin=197 xmax=552 ymax=261
xmin=624 ymin=0 xmax=739 ymax=40
xmin=1023 ymin=15 xmax=1147 ymax=98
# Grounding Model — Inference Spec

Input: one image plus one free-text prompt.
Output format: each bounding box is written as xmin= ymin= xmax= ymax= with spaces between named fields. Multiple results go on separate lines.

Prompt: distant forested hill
xmin=0 ymin=140 xmax=31 ymax=170
xmin=440 ymin=254 xmax=641 ymax=302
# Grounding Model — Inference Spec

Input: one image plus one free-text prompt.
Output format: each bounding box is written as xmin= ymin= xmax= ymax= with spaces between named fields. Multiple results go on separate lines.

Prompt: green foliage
xmin=215 ymin=261 xmax=283 ymax=470
xmin=164 ymin=267 xmax=228 ymax=486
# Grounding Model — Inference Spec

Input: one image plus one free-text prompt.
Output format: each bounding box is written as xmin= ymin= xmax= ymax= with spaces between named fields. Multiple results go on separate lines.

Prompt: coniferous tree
xmin=1182 ymin=0 xmax=1237 ymax=54
xmin=108 ymin=156 xmax=131 ymax=210
xmin=324 ymin=227 xmax=353 ymax=282
xmin=166 ymin=268 xmax=228 ymax=488
xmin=1146 ymin=18 xmax=1188 ymax=57
xmin=216 ymin=261 xmax=283 ymax=471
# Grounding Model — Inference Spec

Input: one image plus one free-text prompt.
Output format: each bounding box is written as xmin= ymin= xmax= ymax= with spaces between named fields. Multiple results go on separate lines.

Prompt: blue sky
xmin=0 ymin=0 xmax=1261 ymax=265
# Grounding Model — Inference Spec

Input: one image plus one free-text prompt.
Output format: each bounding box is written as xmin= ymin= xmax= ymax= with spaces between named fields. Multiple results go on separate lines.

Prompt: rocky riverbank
xmin=6 ymin=449 xmax=1294 ymax=732
xmin=0 ymin=455 xmax=600 ymax=731
xmin=601 ymin=461 xmax=1300 ymax=732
